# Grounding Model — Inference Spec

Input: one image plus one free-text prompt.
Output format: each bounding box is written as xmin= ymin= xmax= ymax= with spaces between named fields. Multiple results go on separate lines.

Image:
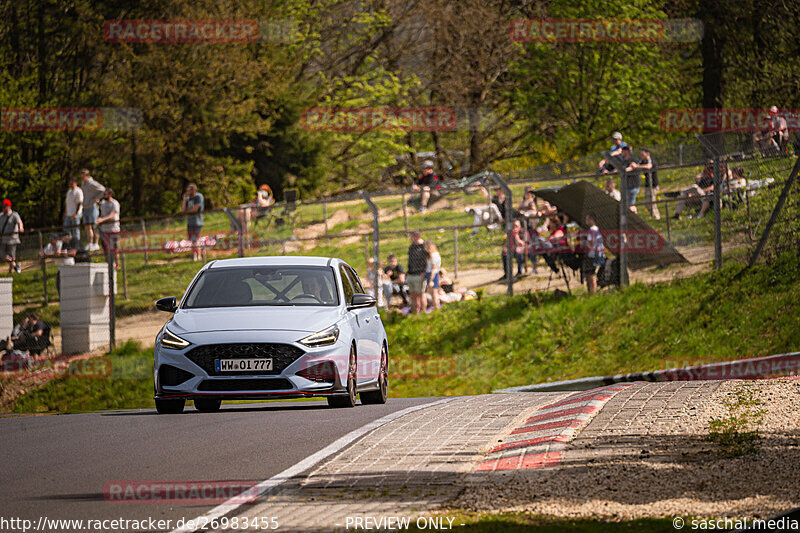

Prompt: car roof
xmin=206 ymin=256 xmax=340 ymax=269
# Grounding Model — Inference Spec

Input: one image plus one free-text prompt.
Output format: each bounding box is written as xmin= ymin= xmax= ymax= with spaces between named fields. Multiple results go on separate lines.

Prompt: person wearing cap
xmin=754 ymin=106 xmax=788 ymax=155
xmin=411 ymin=160 xmax=439 ymax=214
xmin=0 ymin=200 xmax=23 ymax=273
xmin=80 ymin=168 xmax=105 ymax=251
xmin=598 ymin=132 xmax=629 ymax=174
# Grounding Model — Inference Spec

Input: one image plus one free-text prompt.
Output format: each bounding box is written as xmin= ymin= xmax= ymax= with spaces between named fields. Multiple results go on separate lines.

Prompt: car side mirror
xmin=349 ymin=293 xmax=376 ymax=310
xmin=155 ymin=296 xmax=178 ymax=313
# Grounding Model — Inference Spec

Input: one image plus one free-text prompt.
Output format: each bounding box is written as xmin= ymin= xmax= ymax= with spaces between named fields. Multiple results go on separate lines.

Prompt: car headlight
xmin=160 ymin=328 xmax=191 ymax=349
xmin=299 ymin=324 xmax=339 ymax=347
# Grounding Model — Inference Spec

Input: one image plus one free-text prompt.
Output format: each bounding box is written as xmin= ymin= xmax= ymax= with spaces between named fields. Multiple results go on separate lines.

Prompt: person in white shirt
xmin=96 ymin=188 xmax=121 ymax=268
xmin=423 ymin=240 xmax=442 ymax=310
xmin=64 ymin=176 xmax=83 ymax=243
xmin=605 ymin=179 xmax=622 ymax=202
xmin=40 ymin=233 xmax=76 ymax=297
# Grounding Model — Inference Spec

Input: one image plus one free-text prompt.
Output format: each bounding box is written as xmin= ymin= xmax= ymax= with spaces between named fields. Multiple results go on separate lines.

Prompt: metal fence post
xmin=108 ymin=252 xmax=116 ymax=351
xmin=605 ymin=151 xmax=629 ymax=287
xmin=453 ymin=228 xmax=459 ymax=280
xmin=37 ymin=231 xmax=48 ymax=304
xmin=140 ymin=219 xmax=148 ymax=265
xmin=361 ymin=193 xmax=380 ymax=302
xmin=713 ymin=159 xmax=722 ymax=269
xmin=401 ymin=192 xmax=409 ymax=234
xmin=40 ymin=257 xmax=48 ymax=306
xmin=323 ymin=200 xmax=329 ymax=243
xmin=488 ymin=171 xmax=514 ymax=296
xmin=665 ymin=199 xmax=671 ymax=241
xmin=121 ymin=253 xmax=128 ymax=300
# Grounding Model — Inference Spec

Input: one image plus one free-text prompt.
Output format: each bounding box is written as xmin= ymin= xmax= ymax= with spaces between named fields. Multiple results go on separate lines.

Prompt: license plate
xmin=215 ymin=358 xmax=273 ymax=372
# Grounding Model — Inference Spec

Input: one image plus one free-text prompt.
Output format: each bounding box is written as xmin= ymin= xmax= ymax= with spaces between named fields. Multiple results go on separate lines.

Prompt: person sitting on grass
xmin=381 ymin=253 xmax=408 ymax=308
xmin=6 ymin=313 xmax=50 ymax=358
xmin=411 ymin=160 xmax=439 ymax=214
xmin=672 ymin=160 xmax=715 ymax=220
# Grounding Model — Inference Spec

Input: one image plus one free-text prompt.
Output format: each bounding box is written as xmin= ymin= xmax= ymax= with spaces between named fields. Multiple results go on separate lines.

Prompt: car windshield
xmin=183 ymin=266 xmax=339 ymax=308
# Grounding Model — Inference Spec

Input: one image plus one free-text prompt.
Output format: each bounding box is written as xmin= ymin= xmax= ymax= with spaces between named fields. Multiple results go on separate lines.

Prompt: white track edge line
xmin=170 ymin=398 xmax=455 ymax=533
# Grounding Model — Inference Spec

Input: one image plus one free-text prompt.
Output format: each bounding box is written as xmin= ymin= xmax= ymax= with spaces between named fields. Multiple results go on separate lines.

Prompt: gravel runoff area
xmin=454 ymin=378 xmax=800 ymax=521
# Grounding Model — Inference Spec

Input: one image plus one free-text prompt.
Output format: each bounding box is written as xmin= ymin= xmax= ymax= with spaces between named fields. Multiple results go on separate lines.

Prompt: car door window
xmin=339 ymin=265 xmax=355 ymax=303
xmin=346 ymin=266 xmax=365 ymax=294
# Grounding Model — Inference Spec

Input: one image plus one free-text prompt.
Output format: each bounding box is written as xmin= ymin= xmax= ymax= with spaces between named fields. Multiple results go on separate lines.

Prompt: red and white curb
xmin=476 ymin=384 xmax=634 ymax=471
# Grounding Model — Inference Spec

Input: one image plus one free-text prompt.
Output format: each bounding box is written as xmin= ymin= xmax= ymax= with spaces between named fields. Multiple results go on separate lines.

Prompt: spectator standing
xmin=629 ymin=148 xmax=659 ymax=219
xmin=598 ymin=132 xmax=628 ymax=174
xmin=411 ymin=160 xmax=439 ymax=214
xmin=406 ymin=231 xmax=429 ymax=314
xmin=0 ymin=199 xmax=23 ymax=273
xmin=604 ymin=179 xmax=621 ymax=202
xmin=181 ymin=183 xmax=204 ymax=261
xmin=580 ymin=213 xmax=605 ymax=295
xmin=64 ymin=176 xmax=83 ymax=242
xmin=96 ymin=188 xmax=121 ymax=268
xmin=382 ymin=253 xmax=408 ymax=308
xmin=423 ymin=240 xmax=442 ymax=310
xmin=620 ymin=146 xmax=640 ymax=212
xmin=80 ymin=168 xmax=105 ymax=251
xmin=501 ymin=219 xmax=526 ymax=279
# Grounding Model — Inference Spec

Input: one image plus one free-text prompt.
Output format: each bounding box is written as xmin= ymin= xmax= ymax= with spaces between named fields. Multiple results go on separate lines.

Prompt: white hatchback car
xmin=153 ymin=256 xmax=388 ymax=414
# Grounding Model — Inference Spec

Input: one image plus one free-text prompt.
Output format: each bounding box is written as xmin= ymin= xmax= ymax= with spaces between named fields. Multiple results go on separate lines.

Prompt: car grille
xmin=197 ymin=378 xmax=293 ymax=391
xmin=184 ymin=343 xmax=305 ymax=376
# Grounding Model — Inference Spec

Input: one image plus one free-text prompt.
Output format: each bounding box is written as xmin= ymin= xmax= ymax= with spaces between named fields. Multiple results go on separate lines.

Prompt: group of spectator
xmin=498 ymin=210 xmax=605 ymax=295
xmin=598 ymin=132 xmax=660 ymax=220
xmin=368 ymin=230 xmax=475 ymax=313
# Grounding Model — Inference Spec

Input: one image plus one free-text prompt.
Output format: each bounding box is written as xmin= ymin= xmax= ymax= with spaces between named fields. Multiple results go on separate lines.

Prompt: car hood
xmin=169 ymin=306 xmax=343 ymax=334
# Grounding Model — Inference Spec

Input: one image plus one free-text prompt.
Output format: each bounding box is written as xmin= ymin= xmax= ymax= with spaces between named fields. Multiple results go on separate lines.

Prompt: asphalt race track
xmin=0 ymin=398 xmax=437 ymax=529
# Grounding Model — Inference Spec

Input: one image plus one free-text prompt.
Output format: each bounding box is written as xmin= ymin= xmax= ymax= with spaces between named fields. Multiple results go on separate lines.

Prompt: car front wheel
xmin=360 ymin=344 xmax=388 ymax=405
xmin=328 ymin=345 xmax=357 ymax=408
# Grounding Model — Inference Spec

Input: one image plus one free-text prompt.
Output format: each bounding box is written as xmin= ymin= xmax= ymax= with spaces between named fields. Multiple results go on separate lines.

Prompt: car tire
xmin=360 ymin=344 xmax=388 ymax=405
xmin=328 ymin=345 xmax=357 ymax=408
xmin=194 ymin=398 xmax=222 ymax=412
xmin=155 ymin=398 xmax=185 ymax=414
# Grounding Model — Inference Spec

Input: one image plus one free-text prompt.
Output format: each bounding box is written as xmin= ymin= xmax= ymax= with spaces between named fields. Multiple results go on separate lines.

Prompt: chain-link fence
xmin=1 ymin=130 xmax=798 ymax=368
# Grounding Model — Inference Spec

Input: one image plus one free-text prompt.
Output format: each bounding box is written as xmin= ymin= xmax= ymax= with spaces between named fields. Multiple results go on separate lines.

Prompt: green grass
xmin=11 ymin=340 xmax=155 ymax=414
xmin=409 ymin=512 xmax=676 ymax=533
xmin=9 ymin=251 xmax=800 ymax=413
xmin=383 ymin=250 xmax=800 ymax=397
